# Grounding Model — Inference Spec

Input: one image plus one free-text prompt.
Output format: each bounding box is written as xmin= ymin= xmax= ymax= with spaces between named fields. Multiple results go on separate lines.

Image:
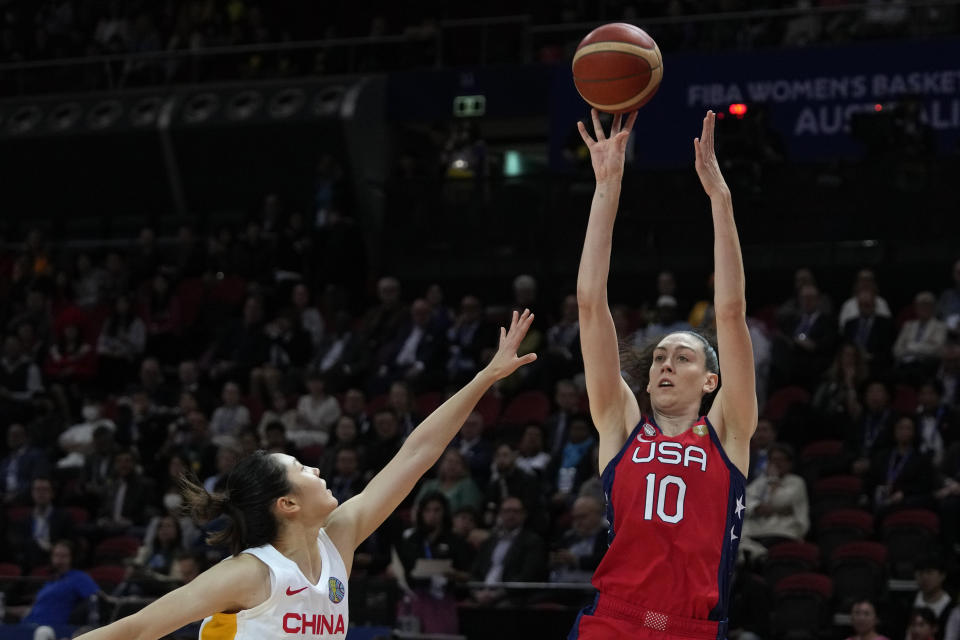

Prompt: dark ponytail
xmin=621 ymin=329 xmax=722 ymax=417
xmin=180 ymin=450 xmax=293 ymax=556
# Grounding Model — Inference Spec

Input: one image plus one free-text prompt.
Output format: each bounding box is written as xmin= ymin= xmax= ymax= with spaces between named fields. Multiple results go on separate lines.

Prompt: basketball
xmin=572 ymin=23 xmax=663 ymax=114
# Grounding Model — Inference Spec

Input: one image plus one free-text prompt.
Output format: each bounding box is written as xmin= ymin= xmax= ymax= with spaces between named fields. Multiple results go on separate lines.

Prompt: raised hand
xmin=483 ymin=309 xmax=538 ymax=380
xmin=577 ymin=109 xmax=638 ymax=184
xmin=693 ymin=110 xmax=730 ymax=200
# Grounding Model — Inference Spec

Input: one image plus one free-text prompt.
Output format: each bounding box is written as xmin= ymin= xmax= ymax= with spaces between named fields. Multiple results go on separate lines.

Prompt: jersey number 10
xmin=643 ymin=473 xmax=686 ymax=524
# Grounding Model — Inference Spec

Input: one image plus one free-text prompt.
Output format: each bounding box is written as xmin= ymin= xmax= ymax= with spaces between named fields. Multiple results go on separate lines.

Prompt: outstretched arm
xmin=326 ymin=310 xmax=537 ymax=561
xmin=697 ymin=111 xmax=758 ymax=473
xmin=576 ymin=110 xmax=642 ymax=470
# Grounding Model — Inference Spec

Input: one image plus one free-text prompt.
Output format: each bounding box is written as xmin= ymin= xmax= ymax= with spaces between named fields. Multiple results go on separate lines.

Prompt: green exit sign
xmin=453 ymin=95 xmax=486 ymax=117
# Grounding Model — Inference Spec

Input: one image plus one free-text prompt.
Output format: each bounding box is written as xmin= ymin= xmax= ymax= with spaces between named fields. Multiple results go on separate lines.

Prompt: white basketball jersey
xmin=198 ymin=528 xmax=349 ymax=639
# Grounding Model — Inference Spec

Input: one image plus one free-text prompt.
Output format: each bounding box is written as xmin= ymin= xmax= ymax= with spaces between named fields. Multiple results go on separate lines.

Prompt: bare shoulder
xmin=322 ymin=506 xmax=357 ymax=576
xmin=197 ymin=553 xmax=272 ymax=610
xmin=708 ymin=391 xmax=750 ymax=477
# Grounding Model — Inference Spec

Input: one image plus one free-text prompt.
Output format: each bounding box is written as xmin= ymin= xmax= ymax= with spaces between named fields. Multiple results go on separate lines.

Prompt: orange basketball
xmin=572 ymin=23 xmax=663 ymax=114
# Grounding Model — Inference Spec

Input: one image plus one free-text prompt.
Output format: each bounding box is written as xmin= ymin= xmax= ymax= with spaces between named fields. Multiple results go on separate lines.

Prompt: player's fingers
xmin=509 ymin=309 xmax=520 ymax=333
xmin=694 ymin=138 xmax=702 ymax=164
xmin=577 ymin=121 xmax=594 ymax=147
xmin=704 ymin=111 xmax=715 ymax=148
xmin=518 ymin=353 xmax=538 ymax=365
xmin=611 ymin=112 xmax=622 ymax=135
xmin=499 ymin=326 xmax=506 ymax=344
xmin=591 ymin=109 xmax=605 ymax=141
xmin=624 ymin=111 xmax=638 ymax=133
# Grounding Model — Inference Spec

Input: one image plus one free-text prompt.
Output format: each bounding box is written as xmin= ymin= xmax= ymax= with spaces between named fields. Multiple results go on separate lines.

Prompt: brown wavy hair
xmin=621 ymin=329 xmax=721 ymax=417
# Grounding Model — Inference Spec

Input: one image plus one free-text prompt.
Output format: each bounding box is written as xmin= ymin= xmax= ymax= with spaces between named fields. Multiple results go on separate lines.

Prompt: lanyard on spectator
xmin=886 ymin=450 xmax=911 ymax=485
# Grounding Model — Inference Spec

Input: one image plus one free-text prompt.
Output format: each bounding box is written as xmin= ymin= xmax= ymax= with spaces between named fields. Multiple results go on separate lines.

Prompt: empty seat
xmin=772 ymin=573 xmax=833 ymax=640
xmin=882 ymin=509 xmax=939 ymax=579
xmin=500 ymin=390 xmax=551 ymax=425
xmin=830 ymin=541 xmax=887 ymax=609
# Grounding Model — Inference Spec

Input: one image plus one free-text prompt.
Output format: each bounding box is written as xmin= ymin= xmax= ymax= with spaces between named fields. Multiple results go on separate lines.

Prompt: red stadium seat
xmin=66 ymin=506 xmax=91 ymax=526
xmin=367 ymin=394 xmax=389 ymax=413
xmin=88 ymin=565 xmax=127 ymax=589
xmin=94 ymin=536 xmax=142 ymax=563
xmin=5 ymin=506 xmax=31 ymax=524
xmin=772 ymin=573 xmax=833 ymax=640
xmin=500 ymin=390 xmax=551 ymax=425
xmin=830 ymin=542 xmax=887 ymax=609
xmin=475 ymin=392 xmax=502 ymax=428
xmin=416 ymin=391 xmax=444 ymax=417
xmin=30 ymin=565 xmax=52 ymax=577
xmin=0 ymin=563 xmax=22 ymax=577
xmin=811 ymin=475 xmax=863 ymax=519
xmin=882 ymin=509 xmax=940 ymax=578
xmin=816 ymin=508 xmax=874 ymax=563
xmin=800 ymin=439 xmax=848 ymax=480
xmin=300 ymin=444 xmax=325 ymax=465
xmin=764 ymin=386 xmax=811 ymax=422
xmin=892 ymin=384 xmax=918 ymax=414
xmin=764 ymin=542 xmax=820 ymax=589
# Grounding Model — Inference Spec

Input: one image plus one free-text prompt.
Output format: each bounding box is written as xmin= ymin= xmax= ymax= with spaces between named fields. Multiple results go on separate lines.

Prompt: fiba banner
xmin=550 ymin=36 xmax=960 ymax=167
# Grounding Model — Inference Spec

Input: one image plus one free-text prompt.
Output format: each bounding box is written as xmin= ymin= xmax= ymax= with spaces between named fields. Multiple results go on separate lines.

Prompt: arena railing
xmin=0 ymin=1 xmax=957 ymax=97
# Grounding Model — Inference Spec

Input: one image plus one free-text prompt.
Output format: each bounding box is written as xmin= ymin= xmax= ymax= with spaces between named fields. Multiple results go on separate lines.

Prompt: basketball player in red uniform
xmin=570 ymin=109 xmax=757 ymax=639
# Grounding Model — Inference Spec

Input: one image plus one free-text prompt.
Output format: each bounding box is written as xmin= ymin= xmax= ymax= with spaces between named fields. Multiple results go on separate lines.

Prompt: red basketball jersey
xmin=587 ymin=415 xmax=745 ymax=626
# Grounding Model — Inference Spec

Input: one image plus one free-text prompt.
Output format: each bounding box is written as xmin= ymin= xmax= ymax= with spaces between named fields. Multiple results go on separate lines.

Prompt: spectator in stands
xmin=916 ymin=380 xmax=959 ymax=467
xmin=97 ymin=448 xmax=155 ymax=532
xmin=387 ymin=380 xmax=421 ymax=438
xmin=44 ymin=322 xmax=97 ymax=416
xmin=777 ymin=268 xmax=832 ymax=332
xmin=203 ymin=443 xmax=240 ymax=493
xmin=894 ymin=292 xmax=948 ymax=383
xmin=548 ymin=414 xmax=596 ymax=507
xmin=847 ymin=380 xmax=895 ymax=476
xmin=484 ymin=442 xmax=546 ymax=533
xmin=7 ymin=289 xmax=53 ymax=344
xmin=328 ymin=446 xmax=365 ymax=503
xmin=208 ymin=381 xmax=250 ymax=443
xmin=747 ymin=416 xmax=777 ymax=482
xmin=813 ymin=343 xmax=867 ymax=435
xmin=292 ymin=283 xmax=325 ymax=349
xmin=10 ymin=540 xmax=109 ymax=628
xmin=312 ymin=312 xmax=368 ymax=391
xmin=906 ymin=608 xmax=940 ymax=640
xmin=909 ymin=555 xmax=960 ymax=640
xmin=741 ymin=444 xmax=809 ymax=550
xmin=72 ymin=252 xmax=106 ymax=309
xmin=772 ymin=283 xmax=837 ymax=389
xmin=341 ymin=388 xmax=372 ymax=435
xmin=373 ymin=298 xmax=446 ymax=393
xmin=293 ymin=371 xmax=340 ymax=446
xmin=1 ymin=422 xmax=50 ymax=504
xmin=138 ymin=357 xmax=173 ymax=407
xmin=937 ymin=343 xmax=960 ymax=408
xmin=398 ymin=492 xmax=471 ymax=633
xmin=134 ymin=514 xmax=183 ymax=576
xmin=548 ymin=495 xmax=607 ymax=584
xmin=471 ymin=496 xmax=547 ymax=605
xmin=262 ymin=421 xmax=300 ymax=459
xmin=175 ymin=360 xmax=212 ymax=414
xmin=365 ymin=409 xmax=403 ymax=481
xmin=842 ymin=289 xmax=895 ymax=374
xmin=636 ymin=295 xmax=692 ymax=348
xmin=206 ymin=295 xmax=269 ymax=385
xmin=96 ymin=294 xmax=146 ymax=392
xmin=453 ymin=505 xmax=489 ymax=552
xmin=255 ymin=307 xmax=312 ymax=394
xmin=415 ymin=448 xmax=483 ymax=513
xmin=938 ymin=259 xmax=960 ymax=322
xmin=867 ymin=415 xmax=936 ymax=517
xmin=360 ymin=276 xmax=408 ymax=353
xmin=447 ymin=294 xmax=497 ymax=385
xmin=838 ymin=269 xmax=892 ymax=329
xmin=516 ymin=423 xmax=552 ymax=477
xmin=1 ymin=333 xmax=45 ymax=422
xmin=543 ymin=294 xmax=582 ymax=381
xmin=453 ymin=410 xmax=493 ymax=485
xmin=83 ymin=424 xmax=117 ymax=499
xmin=545 ymin=379 xmax=582 ymax=459
xmin=936 ymin=444 xmax=960 ymax=559
xmin=256 ymin=389 xmax=297 ymax=436
xmin=58 ymin=396 xmax=116 ymax=459
xmin=7 ymin=477 xmax=72 ymax=570
xmin=319 ymin=415 xmax=364 ymax=477
xmin=169 ymin=550 xmax=205 ymax=585
xmin=140 ymin=273 xmax=181 ymax=363
xmin=845 ymin=599 xmax=890 ymax=640
xmin=424 ymin=283 xmax=454 ymax=334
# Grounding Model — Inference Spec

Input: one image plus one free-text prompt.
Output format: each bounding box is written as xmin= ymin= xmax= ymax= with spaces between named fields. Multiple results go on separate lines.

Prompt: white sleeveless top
xmin=198 ymin=528 xmax=349 ymax=639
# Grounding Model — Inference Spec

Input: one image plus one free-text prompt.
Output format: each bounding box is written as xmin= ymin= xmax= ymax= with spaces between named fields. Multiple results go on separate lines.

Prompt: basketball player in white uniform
xmin=75 ymin=311 xmax=538 ymax=640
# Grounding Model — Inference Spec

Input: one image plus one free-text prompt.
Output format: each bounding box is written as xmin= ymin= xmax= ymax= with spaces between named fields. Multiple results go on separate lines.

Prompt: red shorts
xmin=570 ymin=594 xmax=725 ymax=640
